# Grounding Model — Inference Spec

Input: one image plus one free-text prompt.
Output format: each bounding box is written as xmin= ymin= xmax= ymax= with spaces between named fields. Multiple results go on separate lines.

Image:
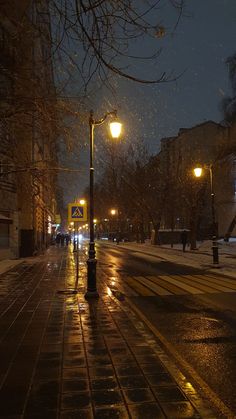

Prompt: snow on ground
xmin=118 ymin=238 xmax=236 ymax=279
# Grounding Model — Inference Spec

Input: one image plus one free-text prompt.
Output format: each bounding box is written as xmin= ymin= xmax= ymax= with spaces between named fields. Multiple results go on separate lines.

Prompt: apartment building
xmin=159 ymin=120 xmax=236 ymax=238
xmin=0 ymin=0 xmax=59 ymax=259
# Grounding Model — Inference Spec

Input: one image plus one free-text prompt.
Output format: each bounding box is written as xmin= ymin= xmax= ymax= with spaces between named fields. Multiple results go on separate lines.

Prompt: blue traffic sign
xmin=68 ymin=202 xmax=87 ymax=222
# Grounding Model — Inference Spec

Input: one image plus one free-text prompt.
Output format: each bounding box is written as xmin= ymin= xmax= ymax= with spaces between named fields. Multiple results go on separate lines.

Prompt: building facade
xmin=0 ymin=0 xmax=60 ymax=259
xmin=158 ymin=121 xmax=236 ymax=238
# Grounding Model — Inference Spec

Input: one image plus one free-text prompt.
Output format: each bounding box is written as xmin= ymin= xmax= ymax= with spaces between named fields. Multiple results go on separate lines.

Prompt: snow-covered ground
xmin=116 ymin=238 xmax=236 ymax=279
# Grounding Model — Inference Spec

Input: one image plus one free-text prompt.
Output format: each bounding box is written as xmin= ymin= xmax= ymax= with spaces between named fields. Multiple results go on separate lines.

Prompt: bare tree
xmin=48 ymin=0 xmax=185 ymax=93
xmin=92 ymin=138 xmax=169 ymax=243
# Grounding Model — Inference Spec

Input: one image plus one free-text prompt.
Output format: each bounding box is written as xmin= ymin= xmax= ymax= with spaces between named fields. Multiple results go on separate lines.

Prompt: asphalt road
xmin=97 ymin=242 xmax=236 ymax=416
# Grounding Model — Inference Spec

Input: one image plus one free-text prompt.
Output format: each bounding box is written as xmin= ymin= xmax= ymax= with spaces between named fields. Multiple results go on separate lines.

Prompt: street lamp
xmin=194 ymin=165 xmax=219 ymax=264
xmin=85 ymin=110 xmax=122 ymax=299
xmin=110 ymin=208 xmax=119 ymax=240
xmin=110 ymin=209 xmax=117 ymax=216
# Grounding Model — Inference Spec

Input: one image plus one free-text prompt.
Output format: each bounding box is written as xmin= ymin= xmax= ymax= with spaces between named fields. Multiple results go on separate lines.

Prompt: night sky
xmin=59 ymin=0 xmax=236 ymax=204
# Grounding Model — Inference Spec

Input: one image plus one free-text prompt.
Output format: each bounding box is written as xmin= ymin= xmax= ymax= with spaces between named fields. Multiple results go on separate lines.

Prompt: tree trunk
xmin=152 ymin=222 xmax=161 ymax=245
xmin=140 ymin=221 xmax=145 ymax=243
xmin=189 ymin=208 xmax=197 ymax=250
xmin=224 ymin=214 xmax=236 ymax=241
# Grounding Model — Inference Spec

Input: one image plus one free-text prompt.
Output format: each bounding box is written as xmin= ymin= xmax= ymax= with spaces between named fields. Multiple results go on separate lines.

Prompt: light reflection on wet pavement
xmin=0 ymin=243 xmax=226 ymax=418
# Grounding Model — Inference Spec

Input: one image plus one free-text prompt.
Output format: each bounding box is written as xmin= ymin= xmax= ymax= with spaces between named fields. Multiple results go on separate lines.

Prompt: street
xmin=0 ymin=241 xmax=236 ymax=418
xmin=97 ymin=241 xmax=236 ymax=416
xmin=1 ymin=2 xmax=236 ymax=417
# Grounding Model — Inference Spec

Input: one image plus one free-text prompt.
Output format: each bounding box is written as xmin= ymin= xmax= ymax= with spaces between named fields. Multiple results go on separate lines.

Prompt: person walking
xmin=180 ymin=229 xmax=188 ymax=252
xmin=65 ymin=234 xmax=70 ymax=246
xmin=55 ymin=233 xmax=61 ymax=247
xmin=60 ymin=234 xmax=65 ymax=247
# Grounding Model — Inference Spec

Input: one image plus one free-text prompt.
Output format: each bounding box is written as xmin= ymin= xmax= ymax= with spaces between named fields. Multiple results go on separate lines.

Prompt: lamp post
xmin=85 ymin=110 xmax=122 ymax=299
xmin=110 ymin=208 xmax=119 ymax=242
xmin=194 ymin=165 xmax=219 ymax=264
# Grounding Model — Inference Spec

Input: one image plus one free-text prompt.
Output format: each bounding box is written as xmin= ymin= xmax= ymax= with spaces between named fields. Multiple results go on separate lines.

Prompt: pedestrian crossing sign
xmin=68 ymin=202 xmax=87 ymax=222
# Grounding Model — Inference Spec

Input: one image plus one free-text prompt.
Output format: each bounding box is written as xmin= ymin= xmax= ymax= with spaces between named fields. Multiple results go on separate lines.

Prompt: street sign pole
xmin=75 ymin=221 xmax=79 ymax=290
xmin=58 ymin=202 xmax=88 ymax=294
xmin=73 ymin=221 xmax=76 ymax=252
xmin=58 ymin=202 xmax=87 ymax=295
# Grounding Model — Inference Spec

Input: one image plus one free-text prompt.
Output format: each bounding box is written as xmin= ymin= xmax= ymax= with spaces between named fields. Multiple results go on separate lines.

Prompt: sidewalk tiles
xmin=0 ymin=247 xmax=217 ymax=418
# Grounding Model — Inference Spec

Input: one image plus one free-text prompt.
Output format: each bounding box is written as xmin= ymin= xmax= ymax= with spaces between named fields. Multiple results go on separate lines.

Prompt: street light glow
xmin=194 ymin=167 xmax=203 ymax=178
xmin=110 ymin=209 xmax=117 ymax=215
xmin=110 ymin=121 xmax=122 ymax=138
xmin=79 ymin=199 xmax=86 ymax=205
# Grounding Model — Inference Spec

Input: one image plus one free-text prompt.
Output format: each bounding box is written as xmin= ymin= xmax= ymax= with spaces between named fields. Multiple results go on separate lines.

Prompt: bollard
xmin=212 ymin=236 xmax=219 ymax=264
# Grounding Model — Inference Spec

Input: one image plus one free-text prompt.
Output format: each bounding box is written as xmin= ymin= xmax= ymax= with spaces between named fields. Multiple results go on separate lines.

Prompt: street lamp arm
xmin=201 ymin=163 xmax=213 ymax=171
xmin=89 ymin=110 xmax=117 ymax=126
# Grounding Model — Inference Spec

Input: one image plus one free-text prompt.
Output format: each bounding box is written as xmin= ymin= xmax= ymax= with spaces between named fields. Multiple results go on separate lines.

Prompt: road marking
xmin=146 ymin=275 xmax=185 ymax=295
xmin=127 ymin=299 xmax=235 ymax=419
xmin=99 ymin=245 xmax=236 ymax=295
xmin=158 ymin=275 xmax=204 ymax=294
xmin=196 ymin=274 xmax=236 ymax=291
xmin=100 ymin=269 xmax=138 ymax=297
xmin=185 ymin=274 xmax=236 ymax=292
xmin=126 ymin=276 xmax=155 ymax=296
xmin=134 ymin=276 xmax=172 ymax=295
xmin=179 ymin=274 xmax=224 ymax=293
xmin=129 ymin=274 xmax=236 ymax=296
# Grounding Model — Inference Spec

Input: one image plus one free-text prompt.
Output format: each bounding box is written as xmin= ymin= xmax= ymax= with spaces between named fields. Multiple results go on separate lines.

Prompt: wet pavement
xmin=0 ymin=245 xmax=221 ymax=418
xmin=97 ymin=241 xmax=236 ymax=415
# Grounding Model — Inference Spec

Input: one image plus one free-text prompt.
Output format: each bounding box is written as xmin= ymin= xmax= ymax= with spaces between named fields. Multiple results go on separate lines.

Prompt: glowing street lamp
xmin=193 ymin=167 xmax=202 ymax=178
xmin=194 ymin=164 xmax=219 ymax=264
xmin=110 ymin=121 xmax=122 ymax=138
xmin=110 ymin=209 xmax=117 ymax=216
xmin=85 ymin=110 xmax=122 ymax=299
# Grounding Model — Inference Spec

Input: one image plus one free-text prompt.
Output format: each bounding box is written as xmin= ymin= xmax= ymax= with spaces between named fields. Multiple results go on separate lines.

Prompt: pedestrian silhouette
xmin=56 ymin=233 xmax=61 ymax=246
xmin=65 ymin=234 xmax=70 ymax=246
xmin=60 ymin=234 xmax=65 ymax=247
xmin=181 ymin=230 xmax=188 ymax=252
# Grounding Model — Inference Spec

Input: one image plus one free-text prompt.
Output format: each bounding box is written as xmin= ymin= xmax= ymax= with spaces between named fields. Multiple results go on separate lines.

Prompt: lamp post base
xmin=85 ymin=257 xmax=99 ymax=299
xmin=85 ymin=289 xmax=99 ymax=299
